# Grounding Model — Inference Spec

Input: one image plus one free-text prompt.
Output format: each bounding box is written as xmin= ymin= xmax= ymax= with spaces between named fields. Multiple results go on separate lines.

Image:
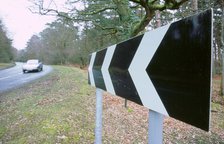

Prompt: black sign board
xmin=88 ymin=9 xmax=213 ymax=131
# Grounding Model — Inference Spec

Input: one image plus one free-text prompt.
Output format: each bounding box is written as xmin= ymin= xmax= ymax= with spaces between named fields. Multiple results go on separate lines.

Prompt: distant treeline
xmin=0 ymin=19 xmax=16 ymax=63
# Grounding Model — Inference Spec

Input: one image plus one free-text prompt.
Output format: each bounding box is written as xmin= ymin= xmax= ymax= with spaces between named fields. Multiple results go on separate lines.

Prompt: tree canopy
xmin=29 ymin=0 xmax=188 ymax=39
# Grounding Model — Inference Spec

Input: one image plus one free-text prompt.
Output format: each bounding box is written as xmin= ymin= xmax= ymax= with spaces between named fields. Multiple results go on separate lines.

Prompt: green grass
xmin=0 ymin=66 xmax=95 ymax=143
xmin=0 ymin=63 xmax=15 ymax=70
xmin=212 ymin=102 xmax=222 ymax=112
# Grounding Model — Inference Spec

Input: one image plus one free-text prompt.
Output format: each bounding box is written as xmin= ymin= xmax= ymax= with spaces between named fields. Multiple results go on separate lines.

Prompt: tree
xmin=220 ymin=0 xmax=224 ymax=95
xmin=29 ymin=0 xmax=189 ymax=39
xmin=25 ymin=35 xmax=42 ymax=60
xmin=41 ymin=20 xmax=79 ymax=64
xmin=0 ymin=19 xmax=14 ymax=63
xmin=22 ymin=19 xmax=80 ymax=65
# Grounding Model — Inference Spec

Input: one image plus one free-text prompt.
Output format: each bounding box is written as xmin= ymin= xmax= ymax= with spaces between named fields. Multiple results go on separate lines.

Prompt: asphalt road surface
xmin=0 ymin=62 xmax=52 ymax=93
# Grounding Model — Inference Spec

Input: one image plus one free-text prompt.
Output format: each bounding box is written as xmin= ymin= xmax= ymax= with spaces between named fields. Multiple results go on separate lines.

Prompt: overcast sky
xmin=0 ymin=0 xmax=57 ymax=50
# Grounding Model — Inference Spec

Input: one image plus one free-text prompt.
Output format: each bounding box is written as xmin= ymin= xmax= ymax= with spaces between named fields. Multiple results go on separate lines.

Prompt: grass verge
xmin=0 ymin=66 xmax=95 ymax=143
xmin=0 ymin=63 xmax=15 ymax=70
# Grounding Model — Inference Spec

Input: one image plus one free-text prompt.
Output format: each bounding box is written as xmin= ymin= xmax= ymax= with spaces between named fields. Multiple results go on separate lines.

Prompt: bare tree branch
xmin=29 ymin=0 xmax=189 ymax=37
xmin=79 ymin=7 xmax=116 ymax=15
xmin=129 ymin=0 xmax=141 ymax=4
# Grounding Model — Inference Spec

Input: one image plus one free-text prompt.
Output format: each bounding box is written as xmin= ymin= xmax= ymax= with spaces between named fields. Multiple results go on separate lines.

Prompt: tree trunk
xmin=191 ymin=0 xmax=198 ymax=12
xmin=131 ymin=9 xmax=155 ymax=37
xmin=213 ymin=40 xmax=217 ymax=75
xmin=113 ymin=0 xmax=133 ymax=39
xmin=221 ymin=6 xmax=224 ymax=96
xmin=112 ymin=0 xmax=131 ymax=22
xmin=156 ymin=11 xmax=161 ymax=27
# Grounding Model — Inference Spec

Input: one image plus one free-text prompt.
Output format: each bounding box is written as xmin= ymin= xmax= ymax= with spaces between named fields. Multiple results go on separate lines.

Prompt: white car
xmin=22 ymin=59 xmax=43 ymax=73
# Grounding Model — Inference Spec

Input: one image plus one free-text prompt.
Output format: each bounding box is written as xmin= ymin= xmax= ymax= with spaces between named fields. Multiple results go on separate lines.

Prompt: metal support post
xmin=95 ymin=88 xmax=103 ymax=144
xmin=148 ymin=110 xmax=164 ymax=144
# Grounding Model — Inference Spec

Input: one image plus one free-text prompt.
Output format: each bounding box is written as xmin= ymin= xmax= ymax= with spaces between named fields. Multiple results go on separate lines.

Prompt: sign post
xmin=95 ymin=88 xmax=103 ymax=144
xmin=148 ymin=110 xmax=163 ymax=144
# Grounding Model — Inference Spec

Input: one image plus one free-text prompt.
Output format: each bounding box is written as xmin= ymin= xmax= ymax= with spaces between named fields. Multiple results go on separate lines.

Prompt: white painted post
xmin=95 ymin=88 xmax=103 ymax=144
xmin=148 ymin=110 xmax=164 ymax=144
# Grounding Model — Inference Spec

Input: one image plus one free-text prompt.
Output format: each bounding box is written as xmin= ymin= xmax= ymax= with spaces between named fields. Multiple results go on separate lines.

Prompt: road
xmin=0 ymin=62 xmax=52 ymax=93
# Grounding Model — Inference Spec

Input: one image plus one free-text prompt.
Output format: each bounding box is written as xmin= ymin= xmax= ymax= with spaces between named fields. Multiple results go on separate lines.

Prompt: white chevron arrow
xmin=129 ymin=24 xmax=171 ymax=116
xmin=101 ymin=45 xmax=116 ymax=95
xmin=88 ymin=52 xmax=96 ymax=87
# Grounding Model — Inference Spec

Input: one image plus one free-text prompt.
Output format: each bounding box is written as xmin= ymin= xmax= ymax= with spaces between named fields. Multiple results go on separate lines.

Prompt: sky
xmin=0 ymin=0 xmax=58 ymax=50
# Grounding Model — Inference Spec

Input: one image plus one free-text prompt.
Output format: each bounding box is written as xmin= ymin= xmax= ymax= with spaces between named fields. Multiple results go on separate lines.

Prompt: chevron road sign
xmin=88 ymin=9 xmax=213 ymax=131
